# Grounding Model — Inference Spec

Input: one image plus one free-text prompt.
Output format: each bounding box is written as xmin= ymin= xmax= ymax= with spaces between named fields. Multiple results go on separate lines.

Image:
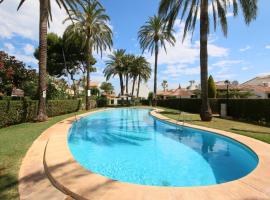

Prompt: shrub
xmin=0 ymin=99 xmax=82 ymax=127
xmin=227 ymin=99 xmax=270 ymax=123
xmin=140 ymin=99 xmax=149 ymax=106
xmin=154 ymin=98 xmax=270 ymax=123
xmin=208 ymin=75 xmax=217 ymax=98
xmin=46 ymin=100 xmax=81 ymax=117
xmin=97 ymin=96 xmax=108 ymax=107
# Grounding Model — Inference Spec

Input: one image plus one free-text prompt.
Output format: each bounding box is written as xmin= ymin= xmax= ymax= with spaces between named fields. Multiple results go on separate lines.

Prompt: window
xmin=268 ymin=94 xmax=270 ymax=99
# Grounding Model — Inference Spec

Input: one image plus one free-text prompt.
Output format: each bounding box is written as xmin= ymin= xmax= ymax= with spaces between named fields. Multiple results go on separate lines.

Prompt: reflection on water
xmin=69 ymin=108 xmax=258 ymax=186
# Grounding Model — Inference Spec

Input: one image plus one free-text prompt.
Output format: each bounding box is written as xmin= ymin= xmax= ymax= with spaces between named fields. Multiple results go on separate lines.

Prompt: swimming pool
xmin=68 ymin=108 xmax=258 ymax=187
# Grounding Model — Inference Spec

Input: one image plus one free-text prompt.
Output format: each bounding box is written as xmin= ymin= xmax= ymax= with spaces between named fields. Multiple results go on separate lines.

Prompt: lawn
xmin=0 ymin=110 xmax=88 ymax=200
xmin=159 ymin=107 xmax=270 ymax=144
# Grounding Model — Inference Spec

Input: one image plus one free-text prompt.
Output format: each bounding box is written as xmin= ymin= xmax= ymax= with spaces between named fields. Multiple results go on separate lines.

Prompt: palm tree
xmin=122 ymin=54 xmax=136 ymax=96
xmin=0 ymin=0 xmax=81 ymax=121
xmin=64 ymin=0 xmax=113 ymax=110
xmin=130 ymin=57 xmax=140 ymax=97
xmin=135 ymin=57 xmax=151 ymax=98
xmin=138 ymin=15 xmax=175 ymax=105
xmin=161 ymin=80 xmax=168 ymax=92
xmin=104 ymin=49 xmax=126 ymax=96
xmin=159 ymin=0 xmax=257 ymax=121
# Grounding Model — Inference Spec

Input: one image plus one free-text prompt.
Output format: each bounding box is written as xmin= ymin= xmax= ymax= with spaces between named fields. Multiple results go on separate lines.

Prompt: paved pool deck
xmin=19 ymin=108 xmax=270 ymax=200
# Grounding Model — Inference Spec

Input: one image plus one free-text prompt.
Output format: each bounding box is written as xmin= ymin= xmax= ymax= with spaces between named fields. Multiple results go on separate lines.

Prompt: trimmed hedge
xmin=155 ymin=98 xmax=220 ymax=114
xmin=0 ymin=99 xmax=82 ymax=127
xmin=227 ymin=99 xmax=270 ymax=123
xmin=97 ymin=97 xmax=108 ymax=107
xmin=143 ymin=98 xmax=270 ymax=123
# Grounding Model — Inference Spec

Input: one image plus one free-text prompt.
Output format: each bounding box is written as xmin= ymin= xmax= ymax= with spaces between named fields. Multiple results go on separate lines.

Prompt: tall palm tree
xmin=104 ymin=49 xmax=126 ymax=96
xmin=64 ymin=0 xmax=113 ymax=110
xmin=161 ymin=80 xmax=168 ymax=92
xmin=0 ymin=0 xmax=81 ymax=121
xmin=135 ymin=57 xmax=151 ymax=98
xmin=159 ymin=0 xmax=257 ymax=121
xmin=138 ymin=15 xmax=175 ymax=105
xmin=130 ymin=57 xmax=140 ymax=97
xmin=122 ymin=54 xmax=136 ymax=96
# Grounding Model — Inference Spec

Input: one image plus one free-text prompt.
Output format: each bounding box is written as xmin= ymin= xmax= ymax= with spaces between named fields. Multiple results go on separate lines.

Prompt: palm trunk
xmin=137 ymin=75 xmax=141 ymax=98
xmin=126 ymin=74 xmax=129 ymax=95
xmin=153 ymin=41 xmax=159 ymax=106
xmin=71 ymin=75 xmax=77 ymax=98
xmin=200 ymin=0 xmax=212 ymax=121
xmin=119 ymin=74 xmax=124 ymax=95
xmin=125 ymin=74 xmax=129 ymax=100
xmin=36 ymin=0 xmax=48 ymax=122
xmin=131 ymin=76 xmax=137 ymax=97
xmin=86 ymin=38 xmax=92 ymax=110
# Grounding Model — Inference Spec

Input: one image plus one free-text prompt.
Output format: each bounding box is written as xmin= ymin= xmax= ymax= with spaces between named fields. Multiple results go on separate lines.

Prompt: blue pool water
xmin=68 ymin=108 xmax=258 ymax=187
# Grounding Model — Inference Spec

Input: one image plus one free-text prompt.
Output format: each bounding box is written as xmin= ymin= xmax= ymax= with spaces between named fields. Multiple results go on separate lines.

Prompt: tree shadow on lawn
xmin=0 ymin=167 xmax=18 ymax=200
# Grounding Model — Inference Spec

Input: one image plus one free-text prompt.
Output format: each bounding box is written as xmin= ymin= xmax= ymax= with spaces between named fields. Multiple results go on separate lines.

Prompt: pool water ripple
xmin=68 ymin=108 xmax=258 ymax=187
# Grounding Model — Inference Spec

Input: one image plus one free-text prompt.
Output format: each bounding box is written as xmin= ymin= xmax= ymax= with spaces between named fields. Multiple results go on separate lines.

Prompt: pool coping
xmin=43 ymin=108 xmax=270 ymax=200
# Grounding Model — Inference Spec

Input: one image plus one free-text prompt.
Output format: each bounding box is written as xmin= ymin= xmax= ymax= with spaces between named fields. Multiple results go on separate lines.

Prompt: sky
xmin=0 ymin=0 xmax=270 ymax=95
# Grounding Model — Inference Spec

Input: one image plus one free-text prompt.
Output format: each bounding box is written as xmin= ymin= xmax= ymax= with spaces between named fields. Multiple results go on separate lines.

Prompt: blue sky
xmin=0 ymin=0 xmax=270 ymax=94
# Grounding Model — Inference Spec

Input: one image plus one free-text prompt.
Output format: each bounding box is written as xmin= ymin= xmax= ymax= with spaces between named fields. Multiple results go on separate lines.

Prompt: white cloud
xmin=4 ymin=43 xmax=15 ymax=52
xmin=162 ymin=64 xmax=200 ymax=77
xmin=23 ymin=44 xmax=35 ymax=55
xmin=145 ymin=20 xmax=228 ymax=67
xmin=2 ymin=42 xmax=38 ymax=65
xmin=215 ymin=73 xmax=236 ymax=80
xmin=265 ymin=45 xmax=270 ymax=49
xmin=241 ymin=66 xmax=250 ymax=71
xmin=212 ymin=60 xmax=243 ymax=67
xmin=256 ymin=72 xmax=270 ymax=77
xmin=0 ymin=0 xmax=70 ymax=40
xmin=239 ymin=45 xmax=251 ymax=52
xmin=13 ymin=53 xmax=38 ymax=65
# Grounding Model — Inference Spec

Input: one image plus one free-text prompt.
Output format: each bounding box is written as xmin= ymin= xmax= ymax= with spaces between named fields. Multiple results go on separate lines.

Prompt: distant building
xmin=157 ymin=84 xmax=196 ymax=99
xmin=215 ymin=75 xmax=270 ymax=99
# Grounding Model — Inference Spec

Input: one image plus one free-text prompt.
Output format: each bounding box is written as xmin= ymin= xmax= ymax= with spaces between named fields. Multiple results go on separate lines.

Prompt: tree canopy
xmin=0 ymin=51 xmax=37 ymax=97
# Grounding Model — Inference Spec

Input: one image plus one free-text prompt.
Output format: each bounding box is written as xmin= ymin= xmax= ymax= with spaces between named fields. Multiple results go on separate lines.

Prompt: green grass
xmin=159 ymin=107 xmax=270 ymax=144
xmin=0 ymin=110 xmax=89 ymax=200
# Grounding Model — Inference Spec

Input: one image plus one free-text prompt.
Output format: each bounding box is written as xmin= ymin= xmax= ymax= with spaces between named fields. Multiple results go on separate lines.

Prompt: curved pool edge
xmin=44 ymin=107 xmax=270 ymax=200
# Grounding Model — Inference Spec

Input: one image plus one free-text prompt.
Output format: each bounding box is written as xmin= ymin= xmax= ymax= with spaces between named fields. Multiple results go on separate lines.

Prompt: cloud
xmin=23 ymin=44 xmax=35 ymax=55
xmin=145 ymin=20 xmax=228 ymax=67
xmin=265 ymin=45 xmax=270 ymax=49
xmin=241 ymin=66 xmax=250 ymax=71
xmin=212 ymin=60 xmax=244 ymax=67
xmin=4 ymin=43 xmax=15 ymax=52
xmin=212 ymin=59 xmax=245 ymax=81
xmin=162 ymin=64 xmax=200 ymax=77
xmin=215 ymin=73 xmax=236 ymax=80
xmin=2 ymin=42 xmax=38 ymax=65
xmin=256 ymin=72 xmax=270 ymax=77
xmin=239 ymin=45 xmax=251 ymax=52
xmin=0 ymin=0 xmax=70 ymax=41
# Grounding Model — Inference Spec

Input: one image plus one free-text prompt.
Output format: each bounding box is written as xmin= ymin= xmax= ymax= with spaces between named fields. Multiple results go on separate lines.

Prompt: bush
xmin=97 ymin=96 xmax=108 ymax=107
xmin=46 ymin=100 xmax=81 ymax=117
xmin=208 ymin=75 xmax=217 ymax=98
xmin=153 ymin=98 xmax=270 ymax=123
xmin=227 ymin=99 xmax=270 ymax=123
xmin=0 ymin=99 xmax=81 ymax=127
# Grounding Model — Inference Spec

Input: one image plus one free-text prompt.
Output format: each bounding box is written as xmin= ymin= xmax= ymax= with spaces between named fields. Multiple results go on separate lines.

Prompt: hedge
xmin=227 ymin=99 xmax=270 ymax=123
xmin=155 ymin=98 xmax=221 ymax=114
xmin=143 ymin=98 xmax=270 ymax=123
xmin=0 ymin=99 xmax=82 ymax=127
